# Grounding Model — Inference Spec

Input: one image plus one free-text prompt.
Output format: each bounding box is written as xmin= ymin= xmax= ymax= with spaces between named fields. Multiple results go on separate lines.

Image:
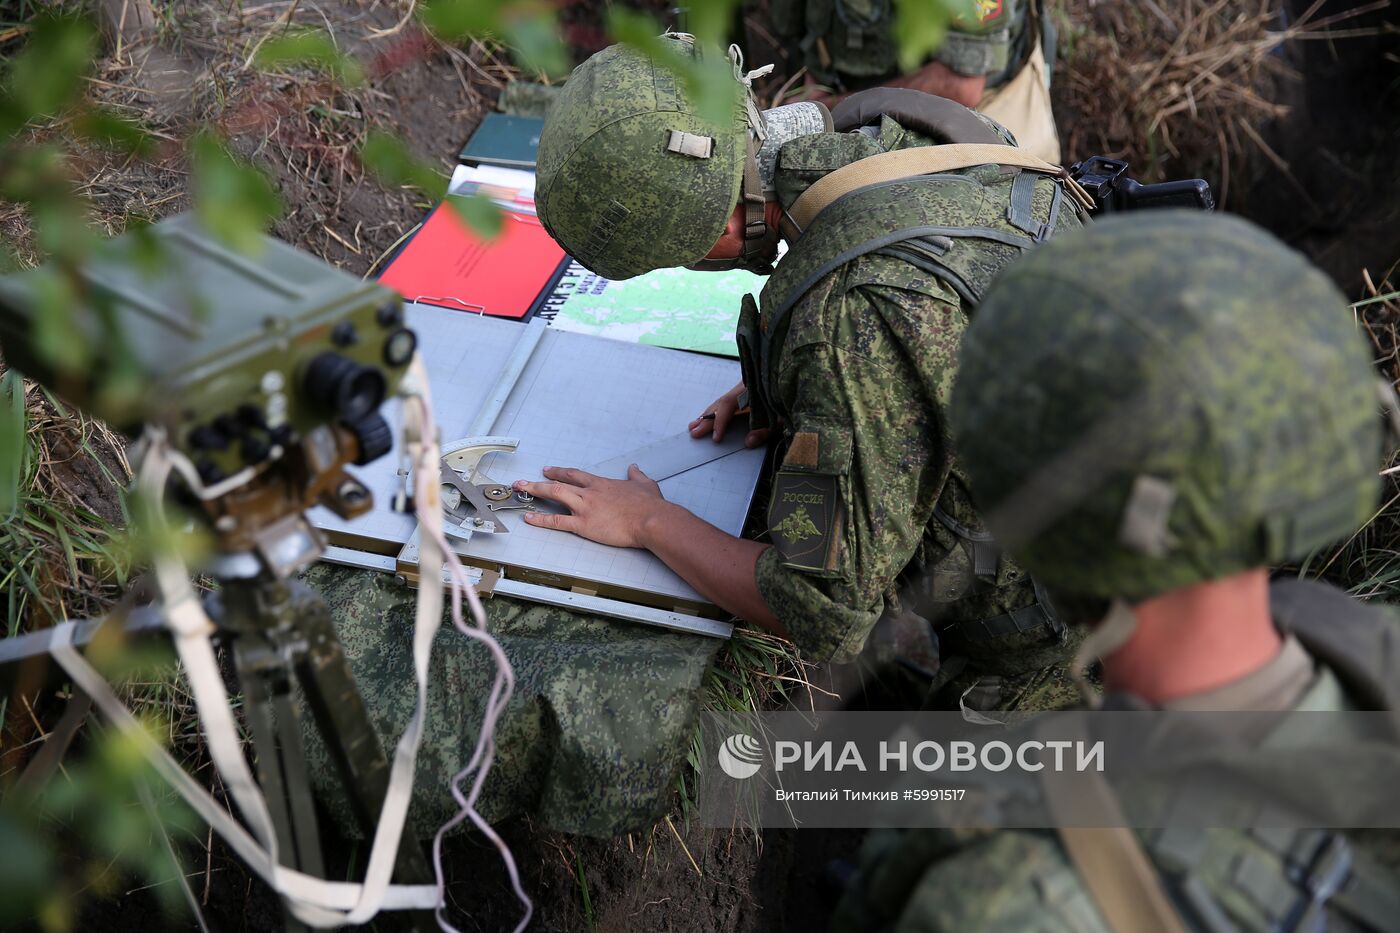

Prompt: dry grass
xmin=1309 ymin=265 xmax=1400 ymax=600
xmin=1052 ymin=0 xmax=1385 ymax=207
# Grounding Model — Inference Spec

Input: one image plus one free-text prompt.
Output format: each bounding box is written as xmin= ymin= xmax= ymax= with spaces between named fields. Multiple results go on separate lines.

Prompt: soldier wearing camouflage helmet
xmin=770 ymin=0 xmax=1062 ymax=162
xmin=829 ymin=211 xmax=1400 ymax=932
xmin=518 ymin=34 xmax=1094 ymax=714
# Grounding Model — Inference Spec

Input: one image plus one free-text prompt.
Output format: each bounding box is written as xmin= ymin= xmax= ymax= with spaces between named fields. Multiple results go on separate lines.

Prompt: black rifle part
xmin=1070 ymin=156 xmax=1215 ymax=213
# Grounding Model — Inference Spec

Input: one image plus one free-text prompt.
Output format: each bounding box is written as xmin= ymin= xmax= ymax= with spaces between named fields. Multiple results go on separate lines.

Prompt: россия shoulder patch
xmin=768 ymin=470 xmax=841 ymax=573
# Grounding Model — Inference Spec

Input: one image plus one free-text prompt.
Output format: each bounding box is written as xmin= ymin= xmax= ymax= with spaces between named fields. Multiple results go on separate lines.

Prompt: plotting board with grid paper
xmin=309 ymin=305 xmax=764 ymax=608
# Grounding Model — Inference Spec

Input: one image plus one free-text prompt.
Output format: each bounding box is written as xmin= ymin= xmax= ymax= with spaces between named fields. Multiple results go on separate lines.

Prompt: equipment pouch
xmin=735 ymin=293 xmax=772 ymax=432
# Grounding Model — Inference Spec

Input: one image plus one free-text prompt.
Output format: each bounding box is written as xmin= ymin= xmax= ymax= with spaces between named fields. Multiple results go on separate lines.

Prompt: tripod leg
xmin=13 ymin=689 xmax=92 ymax=796
xmin=217 ymin=577 xmax=437 ymax=930
xmin=287 ymin=581 xmax=436 ymax=886
xmin=230 ymin=638 xmax=314 ymax=933
xmin=272 ymin=687 xmax=325 ymax=877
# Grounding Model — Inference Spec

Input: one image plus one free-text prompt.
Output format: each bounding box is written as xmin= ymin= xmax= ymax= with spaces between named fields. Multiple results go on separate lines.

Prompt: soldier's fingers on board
xmin=626 ymin=463 xmax=658 ymax=489
xmin=523 ymin=511 xmax=581 ymax=533
xmin=542 ymin=465 xmax=596 ymax=487
xmin=710 ymin=409 xmax=733 ymax=442
xmin=513 ymin=479 xmax=583 ymax=508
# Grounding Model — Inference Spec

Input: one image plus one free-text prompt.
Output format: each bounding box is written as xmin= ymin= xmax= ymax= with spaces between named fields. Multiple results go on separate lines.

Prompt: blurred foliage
xmin=359 ymin=127 xmax=447 ymax=200
xmin=0 ymin=12 xmax=96 ymax=139
xmin=421 ymin=0 xmax=568 ymax=77
xmin=274 ymin=0 xmax=960 ymax=235
xmin=0 ymin=369 xmax=23 ymax=515
xmin=897 ymin=0 xmax=956 ymax=72
xmin=607 ymin=4 xmax=741 ymax=125
xmin=0 ymin=718 xmax=197 ymax=932
xmin=0 ymin=11 xmax=258 ymax=929
xmin=190 ymin=130 xmax=282 ymax=256
xmin=253 ymin=27 xmax=367 ymax=86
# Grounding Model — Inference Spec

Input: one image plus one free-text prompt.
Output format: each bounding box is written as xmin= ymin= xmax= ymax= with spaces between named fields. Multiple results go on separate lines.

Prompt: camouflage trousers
xmin=297 ymin=564 xmax=721 ymax=838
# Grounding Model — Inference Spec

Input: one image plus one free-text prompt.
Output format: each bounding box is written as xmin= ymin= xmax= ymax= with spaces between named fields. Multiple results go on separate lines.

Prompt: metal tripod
xmin=212 ymin=570 xmax=438 ymax=931
xmin=1 ymin=570 xmax=440 ymax=932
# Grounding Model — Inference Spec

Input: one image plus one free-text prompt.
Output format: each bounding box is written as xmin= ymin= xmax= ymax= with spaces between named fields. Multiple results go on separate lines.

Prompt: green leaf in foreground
xmin=502 ymin=13 xmax=567 ymax=79
xmin=681 ymin=0 xmax=742 ymax=46
xmin=607 ymin=8 xmax=739 ymax=126
xmin=0 ymin=14 xmax=97 ymax=139
xmin=421 ymin=0 xmax=568 ymax=80
xmin=72 ymin=107 xmax=154 ymax=156
xmin=894 ymin=0 xmax=954 ymax=73
xmin=191 ymin=131 xmax=283 ymax=254
xmin=253 ymin=28 xmax=366 ymax=86
xmin=0 ymin=371 xmax=25 ymax=517
xmin=446 ymin=193 xmax=503 ymax=240
xmin=419 ymin=0 xmax=505 ymax=40
xmin=29 ymin=265 xmax=88 ymax=373
xmin=360 ymin=129 xmax=447 ymax=200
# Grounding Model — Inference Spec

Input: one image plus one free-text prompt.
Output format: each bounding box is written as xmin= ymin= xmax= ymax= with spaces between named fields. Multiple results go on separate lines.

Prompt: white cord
xmin=401 ymin=358 xmax=533 ymax=933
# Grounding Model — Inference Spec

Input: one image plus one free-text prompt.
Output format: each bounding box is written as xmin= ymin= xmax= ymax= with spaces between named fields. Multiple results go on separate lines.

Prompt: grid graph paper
xmin=310 ymin=305 xmax=763 ymax=606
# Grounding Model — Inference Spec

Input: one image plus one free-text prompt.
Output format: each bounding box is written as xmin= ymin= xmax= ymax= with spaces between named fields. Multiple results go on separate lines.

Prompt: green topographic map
xmin=538 ymin=260 xmax=763 ymax=357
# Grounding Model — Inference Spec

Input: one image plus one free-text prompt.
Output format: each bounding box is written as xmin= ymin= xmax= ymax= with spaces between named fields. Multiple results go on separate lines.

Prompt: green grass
xmin=574 ymin=850 xmax=595 ymax=932
xmin=1 ymin=384 xmax=132 ymax=637
xmin=673 ymin=624 xmax=811 ymax=829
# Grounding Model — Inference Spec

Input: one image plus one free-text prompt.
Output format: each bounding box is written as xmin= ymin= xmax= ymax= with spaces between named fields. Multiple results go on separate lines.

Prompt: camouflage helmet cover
xmin=951 ymin=211 xmax=1383 ymax=603
xmin=535 ymin=36 xmax=748 ymax=281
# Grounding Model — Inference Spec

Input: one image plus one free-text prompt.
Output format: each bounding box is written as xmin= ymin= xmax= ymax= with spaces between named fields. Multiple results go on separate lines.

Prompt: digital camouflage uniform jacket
xmin=749 ymin=113 xmax=1084 ymax=711
xmin=828 ymin=579 xmax=1400 ymax=932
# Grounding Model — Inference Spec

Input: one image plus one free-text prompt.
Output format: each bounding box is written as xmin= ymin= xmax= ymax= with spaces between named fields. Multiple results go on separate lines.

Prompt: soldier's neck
xmin=1103 ymin=568 xmax=1281 ymax=706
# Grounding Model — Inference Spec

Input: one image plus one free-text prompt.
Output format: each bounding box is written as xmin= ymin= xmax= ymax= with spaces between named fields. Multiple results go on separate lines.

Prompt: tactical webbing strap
xmin=786 ymin=143 xmax=1095 ymax=232
xmin=1255 ymin=830 xmax=1400 ymax=932
xmin=1054 ymin=827 xmax=1188 ymax=933
xmin=1269 ymin=577 xmax=1400 ymax=720
xmin=929 ymin=501 xmax=1068 ymax=646
xmin=933 ymin=503 xmax=1001 ymax=579
xmin=1038 ymin=728 xmax=1190 ymax=933
xmin=939 ymin=600 xmax=1064 ymax=645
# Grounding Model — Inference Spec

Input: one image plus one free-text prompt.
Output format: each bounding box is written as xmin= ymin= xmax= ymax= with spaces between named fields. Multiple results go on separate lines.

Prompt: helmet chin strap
xmin=686 ymin=47 xmax=781 ymax=274
xmin=1072 ymin=598 xmax=1140 ymax=709
xmin=687 ymin=133 xmax=781 ymax=274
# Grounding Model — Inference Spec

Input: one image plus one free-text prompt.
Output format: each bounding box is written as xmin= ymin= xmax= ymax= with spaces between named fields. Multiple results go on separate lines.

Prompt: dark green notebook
xmin=457 ymin=113 xmax=545 ymax=169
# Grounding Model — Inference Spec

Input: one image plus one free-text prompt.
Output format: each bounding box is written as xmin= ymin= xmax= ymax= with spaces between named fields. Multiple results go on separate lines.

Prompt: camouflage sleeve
xmin=756 ymin=267 xmax=965 ymax=663
xmin=934 ymin=0 xmax=1023 ymax=77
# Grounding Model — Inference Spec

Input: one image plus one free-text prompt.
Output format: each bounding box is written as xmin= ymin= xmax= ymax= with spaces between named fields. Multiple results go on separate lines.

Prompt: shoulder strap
xmin=1038 ymin=718 xmax=1190 ymax=933
xmin=830 ymin=87 xmax=1010 ymax=142
xmin=787 ymin=143 xmax=1094 ymax=232
xmin=1054 ymin=828 xmax=1190 ymax=933
xmin=1269 ymin=577 xmax=1400 ymax=716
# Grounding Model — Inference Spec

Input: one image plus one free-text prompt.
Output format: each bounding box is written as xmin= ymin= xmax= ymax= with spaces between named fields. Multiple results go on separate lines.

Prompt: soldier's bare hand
xmin=514 ymin=464 xmax=667 ymax=549
xmin=689 ymin=381 xmax=770 ymax=448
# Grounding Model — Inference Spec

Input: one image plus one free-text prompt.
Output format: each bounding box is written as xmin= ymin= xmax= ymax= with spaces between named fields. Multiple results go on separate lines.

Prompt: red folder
xmin=379 ymin=202 xmax=565 ymax=319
